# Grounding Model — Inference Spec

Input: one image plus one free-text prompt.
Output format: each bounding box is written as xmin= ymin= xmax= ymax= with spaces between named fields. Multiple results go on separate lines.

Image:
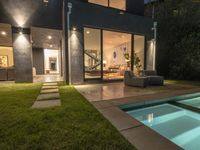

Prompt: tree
xmin=154 ymin=0 xmax=200 ymax=80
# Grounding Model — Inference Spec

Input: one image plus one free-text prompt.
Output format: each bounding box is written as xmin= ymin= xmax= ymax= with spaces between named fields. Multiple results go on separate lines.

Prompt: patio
xmin=75 ymin=81 xmax=200 ymax=102
xmin=75 ymin=81 xmax=200 ymax=150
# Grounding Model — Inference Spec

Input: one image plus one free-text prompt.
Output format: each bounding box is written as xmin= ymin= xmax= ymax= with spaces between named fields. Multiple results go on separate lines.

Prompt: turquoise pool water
xmin=179 ymin=96 xmax=200 ymax=108
xmin=126 ymin=104 xmax=200 ymax=150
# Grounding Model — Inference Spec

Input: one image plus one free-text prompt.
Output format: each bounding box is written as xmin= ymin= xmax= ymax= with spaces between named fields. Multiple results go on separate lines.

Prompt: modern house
xmin=0 ymin=0 xmax=155 ymax=85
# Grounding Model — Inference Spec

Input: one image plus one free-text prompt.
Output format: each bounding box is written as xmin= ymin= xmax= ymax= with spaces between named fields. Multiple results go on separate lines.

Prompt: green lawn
xmin=165 ymin=80 xmax=200 ymax=85
xmin=0 ymin=83 xmax=134 ymax=150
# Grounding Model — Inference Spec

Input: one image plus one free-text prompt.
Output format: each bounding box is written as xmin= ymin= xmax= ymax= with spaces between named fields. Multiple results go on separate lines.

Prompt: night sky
xmin=144 ymin=0 xmax=158 ymax=4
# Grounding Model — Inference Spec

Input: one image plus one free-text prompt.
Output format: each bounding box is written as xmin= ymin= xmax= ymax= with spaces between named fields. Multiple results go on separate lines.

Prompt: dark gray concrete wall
xmin=13 ymin=33 xmax=33 ymax=83
xmin=0 ymin=0 xmax=62 ymax=29
xmin=70 ymin=29 xmax=84 ymax=84
xmin=70 ymin=1 xmax=153 ymax=37
xmin=32 ymin=48 xmax=44 ymax=75
xmin=68 ymin=0 xmax=153 ymax=84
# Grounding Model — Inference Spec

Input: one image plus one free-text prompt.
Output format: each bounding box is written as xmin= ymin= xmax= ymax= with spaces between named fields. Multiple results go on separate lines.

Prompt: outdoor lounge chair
xmin=141 ymin=70 xmax=164 ymax=86
xmin=0 ymin=68 xmax=7 ymax=81
xmin=124 ymin=71 xmax=148 ymax=87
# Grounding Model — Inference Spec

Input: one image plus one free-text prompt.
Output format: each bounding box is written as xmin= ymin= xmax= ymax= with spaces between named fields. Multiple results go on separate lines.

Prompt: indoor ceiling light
xmin=43 ymin=0 xmax=49 ymax=3
xmin=86 ymin=31 xmax=90 ymax=34
xmin=48 ymin=35 xmax=52 ymax=40
xmin=1 ymin=31 xmax=7 ymax=36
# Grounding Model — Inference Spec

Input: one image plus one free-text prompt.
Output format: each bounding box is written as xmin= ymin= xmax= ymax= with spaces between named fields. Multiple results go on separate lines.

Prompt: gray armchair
xmin=124 ymin=71 xmax=148 ymax=87
xmin=141 ymin=70 xmax=164 ymax=86
xmin=0 ymin=68 xmax=7 ymax=81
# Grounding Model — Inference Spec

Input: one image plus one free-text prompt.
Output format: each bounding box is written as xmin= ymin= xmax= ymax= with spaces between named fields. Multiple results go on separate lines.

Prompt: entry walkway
xmin=32 ymin=82 xmax=61 ymax=109
xmin=34 ymin=75 xmax=63 ymax=83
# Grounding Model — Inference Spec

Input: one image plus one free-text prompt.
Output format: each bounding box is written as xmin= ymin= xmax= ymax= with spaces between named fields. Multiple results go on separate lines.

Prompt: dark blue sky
xmin=144 ymin=0 xmax=158 ymax=4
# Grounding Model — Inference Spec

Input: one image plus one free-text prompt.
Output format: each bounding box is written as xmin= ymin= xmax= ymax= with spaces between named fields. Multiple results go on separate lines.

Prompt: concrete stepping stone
xmin=40 ymin=89 xmax=59 ymax=94
xmin=42 ymin=85 xmax=58 ymax=90
xmin=43 ymin=82 xmax=57 ymax=86
xmin=37 ymin=93 xmax=60 ymax=101
xmin=32 ymin=99 xmax=61 ymax=109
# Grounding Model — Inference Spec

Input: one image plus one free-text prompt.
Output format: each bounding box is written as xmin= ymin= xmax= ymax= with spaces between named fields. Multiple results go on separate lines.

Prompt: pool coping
xmin=91 ymin=87 xmax=200 ymax=150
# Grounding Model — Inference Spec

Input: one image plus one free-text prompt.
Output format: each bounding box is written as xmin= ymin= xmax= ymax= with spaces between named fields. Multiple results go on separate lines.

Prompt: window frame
xmin=87 ymin=0 xmax=127 ymax=11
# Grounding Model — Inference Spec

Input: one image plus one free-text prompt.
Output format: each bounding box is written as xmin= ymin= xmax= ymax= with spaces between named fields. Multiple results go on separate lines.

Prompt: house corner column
xmin=12 ymin=27 xmax=33 ymax=83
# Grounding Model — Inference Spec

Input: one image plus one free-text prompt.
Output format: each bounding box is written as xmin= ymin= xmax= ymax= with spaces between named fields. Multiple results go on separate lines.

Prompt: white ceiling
xmin=31 ymin=27 xmax=62 ymax=50
xmin=0 ymin=23 xmax=12 ymax=47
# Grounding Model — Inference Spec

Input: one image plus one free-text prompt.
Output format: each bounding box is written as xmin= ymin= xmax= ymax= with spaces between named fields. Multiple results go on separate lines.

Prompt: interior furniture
xmin=0 ymin=68 xmax=7 ymax=81
xmin=124 ymin=71 xmax=148 ymax=87
xmin=141 ymin=70 xmax=164 ymax=86
xmin=7 ymin=67 xmax=15 ymax=81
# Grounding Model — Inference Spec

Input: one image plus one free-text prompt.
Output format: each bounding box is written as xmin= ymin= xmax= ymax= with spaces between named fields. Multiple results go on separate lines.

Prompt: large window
xmin=84 ymin=27 xmax=146 ymax=81
xmin=134 ymin=35 xmax=145 ymax=76
xmin=103 ymin=31 xmax=131 ymax=80
xmin=84 ymin=28 xmax=101 ymax=79
xmin=88 ymin=0 xmax=126 ymax=10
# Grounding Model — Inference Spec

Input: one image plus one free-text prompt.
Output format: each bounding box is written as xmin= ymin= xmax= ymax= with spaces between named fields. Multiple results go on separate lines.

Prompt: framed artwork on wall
xmin=0 ymin=56 xmax=8 ymax=68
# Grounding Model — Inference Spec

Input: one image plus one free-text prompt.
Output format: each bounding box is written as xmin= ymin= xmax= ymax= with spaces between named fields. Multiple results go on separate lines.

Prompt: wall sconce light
xmin=119 ymin=11 xmax=124 ymax=15
xmin=72 ymin=27 xmax=76 ymax=31
xmin=1 ymin=31 xmax=7 ymax=36
xmin=12 ymin=27 xmax=30 ymax=35
xmin=48 ymin=35 xmax=52 ymax=40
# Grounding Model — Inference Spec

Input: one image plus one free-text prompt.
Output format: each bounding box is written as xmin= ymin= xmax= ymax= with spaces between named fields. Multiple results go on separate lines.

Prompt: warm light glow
xmin=147 ymin=113 xmax=154 ymax=123
xmin=2 ymin=1 xmax=39 ymax=27
xmin=49 ymin=44 xmax=53 ymax=48
xmin=1 ymin=31 xmax=7 ymax=36
xmin=48 ymin=36 xmax=52 ymax=40
xmin=86 ymin=31 xmax=90 ymax=34
xmin=19 ymin=31 xmax=23 ymax=35
xmin=72 ymin=27 xmax=76 ymax=31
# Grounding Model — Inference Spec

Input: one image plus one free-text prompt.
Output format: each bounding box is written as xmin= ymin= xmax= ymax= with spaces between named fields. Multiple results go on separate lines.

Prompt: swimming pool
xmin=179 ymin=96 xmax=200 ymax=109
xmin=126 ymin=104 xmax=200 ymax=150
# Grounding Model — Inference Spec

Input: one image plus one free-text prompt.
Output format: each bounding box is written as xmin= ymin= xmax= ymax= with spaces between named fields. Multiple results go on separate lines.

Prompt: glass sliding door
xmin=103 ymin=30 xmax=132 ymax=80
xmin=134 ymin=35 xmax=145 ymax=76
xmin=84 ymin=28 xmax=102 ymax=79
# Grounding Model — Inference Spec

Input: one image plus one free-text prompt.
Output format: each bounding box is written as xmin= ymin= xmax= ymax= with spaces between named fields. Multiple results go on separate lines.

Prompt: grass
xmin=0 ymin=83 xmax=134 ymax=150
xmin=165 ymin=80 xmax=200 ymax=85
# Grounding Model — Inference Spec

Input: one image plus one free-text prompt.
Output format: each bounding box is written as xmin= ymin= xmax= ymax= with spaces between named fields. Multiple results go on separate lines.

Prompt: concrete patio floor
xmin=75 ymin=81 xmax=200 ymax=150
xmin=75 ymin=81 xmax=200 ymax=102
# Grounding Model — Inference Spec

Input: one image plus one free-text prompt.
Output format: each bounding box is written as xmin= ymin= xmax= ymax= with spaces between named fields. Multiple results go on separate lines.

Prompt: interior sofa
xmin=0 ymin=67 xmax=15 ymax=81
xmin=141 ymin=70 xmax=164 ymax=86
xmin=7 ymin=67 xmax=15 ymax=81
xmin=0 ymin=68 xmax=7 ymax=81
xmin=124 ymin=71 xmax=148 ymax=87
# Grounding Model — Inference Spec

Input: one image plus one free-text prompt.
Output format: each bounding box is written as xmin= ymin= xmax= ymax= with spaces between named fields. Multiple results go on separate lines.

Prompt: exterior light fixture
xmin=43 ymin=0 xmax=49 ymax=3
xmin=1 ymin=31 xmax=7 ymax=36
xmin=48 ymin=35 xmax=52 ymax=40
xmin=119 ymin=11 xmax=124 ymax=15
xmin=86 ymin=31 xmax=90 ymax=34
xmin=18 ymin=28 xmax=24 ymax=35
xmin=72 ymin=27 xmax=76 ymax=31
xmin=12 ymin=27 xmax=30 ymax=35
